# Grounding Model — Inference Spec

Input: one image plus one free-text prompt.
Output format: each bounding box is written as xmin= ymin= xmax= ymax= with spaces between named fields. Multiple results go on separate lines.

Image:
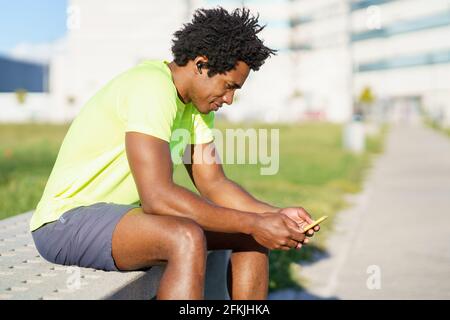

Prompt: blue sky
xmin=0 ymin=0 xmax=67 ymax=54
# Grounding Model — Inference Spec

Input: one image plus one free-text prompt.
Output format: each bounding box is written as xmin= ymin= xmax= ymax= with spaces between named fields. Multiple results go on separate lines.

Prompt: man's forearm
xmin=142 ymin=183 xmax=258 ymax=234
xmin=202 ymin=177 xmax=281 ymax=214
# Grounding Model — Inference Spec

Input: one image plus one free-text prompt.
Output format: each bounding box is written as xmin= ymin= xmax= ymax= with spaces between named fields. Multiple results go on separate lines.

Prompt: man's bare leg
xmin=204 ymin=231 xmax=269 ymax=300
xmin=111 ymin=208 xmax=207 ymax=300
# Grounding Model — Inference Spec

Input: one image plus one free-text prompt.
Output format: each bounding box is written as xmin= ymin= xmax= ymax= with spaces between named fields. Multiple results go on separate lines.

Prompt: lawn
xmin=0 ymin=121 xmax=385 ymax=291
xmin=0 ymin=124 xmax=70 ymax=220
xmin=424 ymin=117 xmax=450 ymax=137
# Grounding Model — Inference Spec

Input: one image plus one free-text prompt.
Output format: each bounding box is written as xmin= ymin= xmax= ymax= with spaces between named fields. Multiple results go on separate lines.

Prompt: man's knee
xmin=171 ymin=217 xmax=207 ymax=254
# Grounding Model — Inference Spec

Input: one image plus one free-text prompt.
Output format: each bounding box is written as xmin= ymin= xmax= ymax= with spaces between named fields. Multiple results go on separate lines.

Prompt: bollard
xmin=343 ymin=120 xmax=365 ymax=153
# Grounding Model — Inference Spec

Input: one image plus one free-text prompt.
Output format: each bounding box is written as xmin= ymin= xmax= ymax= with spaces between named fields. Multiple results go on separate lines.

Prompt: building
xmin=48 ymin=0 xmax=297 ymax=123
xmin=48 ymin=0 xmax=195 ymax=122
xmin=0 ymin=56 xmax=49 ymax=92
xmin=1 ymin=0 xmax=449 ymax=125
xmin=350 ymin=0 xmax=450 ymax=126
xmin=289 ymin=0 xmax=353 ymax=122
xmin=288 ymin=0 xmax=450 ymax=125
xmin=0 ymin=56 xmax=50 ymax=122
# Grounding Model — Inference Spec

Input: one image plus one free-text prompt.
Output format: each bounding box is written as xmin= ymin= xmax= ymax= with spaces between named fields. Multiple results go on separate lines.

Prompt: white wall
xmin=51 ymin=0 xmax=191 ymax=114
xmin=290 ymin=0 xmax=352 ymax=122
xmin=351 ymin=0 xmax=450 ymax=126
xmin=0 ymin=93 xmax=62 ymax=123
xmin=49 ymin=0 xmax=298 ymax=123
xmin=5 ymin=0 xmax=448 ymax=125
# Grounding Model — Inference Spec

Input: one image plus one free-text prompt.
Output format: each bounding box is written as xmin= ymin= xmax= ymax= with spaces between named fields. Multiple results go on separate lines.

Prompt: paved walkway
xmin=270 ymin=123 xmax=450 ymax=300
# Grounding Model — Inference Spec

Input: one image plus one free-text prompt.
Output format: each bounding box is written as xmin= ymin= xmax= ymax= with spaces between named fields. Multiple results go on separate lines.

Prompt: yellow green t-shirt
xmin=29 ymin=60 xmax=215 ymax=232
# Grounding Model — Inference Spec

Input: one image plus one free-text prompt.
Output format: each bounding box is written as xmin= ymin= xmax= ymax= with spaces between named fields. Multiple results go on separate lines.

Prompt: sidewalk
xmin=271 ymin=123 xmax=450 ymax=300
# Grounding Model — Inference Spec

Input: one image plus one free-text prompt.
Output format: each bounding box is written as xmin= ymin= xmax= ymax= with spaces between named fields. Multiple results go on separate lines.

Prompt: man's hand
xmin=278 ymin=207 xmax=320 ymax=249
xmin=250 ymin=213 xmax=307 ymax=251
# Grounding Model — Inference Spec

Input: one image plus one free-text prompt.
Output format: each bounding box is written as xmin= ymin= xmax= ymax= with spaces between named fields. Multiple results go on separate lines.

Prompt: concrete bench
xmin=0 ymin=212 xmax=231 ymax=300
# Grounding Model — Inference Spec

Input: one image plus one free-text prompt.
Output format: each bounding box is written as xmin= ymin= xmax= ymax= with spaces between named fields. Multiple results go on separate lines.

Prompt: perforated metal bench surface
xmin=0 ymin=212 xmax=230 ymax=300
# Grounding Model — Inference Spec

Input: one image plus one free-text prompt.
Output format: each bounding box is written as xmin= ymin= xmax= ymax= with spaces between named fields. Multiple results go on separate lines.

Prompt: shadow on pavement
xmin=268 ymin=244 xmax=337 ymax=300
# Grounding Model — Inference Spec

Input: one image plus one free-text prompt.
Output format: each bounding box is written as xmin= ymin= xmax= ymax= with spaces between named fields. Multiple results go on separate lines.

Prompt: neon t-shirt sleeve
xmin=191 ymin=110 xmax=215 ymax=144
xmin=124 ymin=72 xmax=178 ymax=142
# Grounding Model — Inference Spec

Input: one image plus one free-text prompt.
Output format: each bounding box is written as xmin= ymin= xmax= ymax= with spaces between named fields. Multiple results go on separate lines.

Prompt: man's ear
xmin=194 ymin=56 xmax=208 ymax=75
xmin=196 ymin=62 xmax=204 ymax=74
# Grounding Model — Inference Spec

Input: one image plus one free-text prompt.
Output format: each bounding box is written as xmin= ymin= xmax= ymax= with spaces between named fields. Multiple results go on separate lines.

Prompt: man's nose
xmin=222 ymin=91 xmax=235 ymax=105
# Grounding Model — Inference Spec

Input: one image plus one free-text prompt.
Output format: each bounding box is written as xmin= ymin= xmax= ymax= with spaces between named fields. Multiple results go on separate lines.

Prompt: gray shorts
xmin=31 ymin=202 xmax=139 ymax=271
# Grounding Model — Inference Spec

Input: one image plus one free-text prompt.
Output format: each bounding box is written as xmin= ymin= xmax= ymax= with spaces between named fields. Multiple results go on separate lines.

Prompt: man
xmin=30 ymin=7 xmax=320 ymax=300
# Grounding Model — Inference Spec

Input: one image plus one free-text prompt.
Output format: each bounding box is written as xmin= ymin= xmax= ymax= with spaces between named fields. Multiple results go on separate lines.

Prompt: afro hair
xmin=171 ymin=7 xmax=277 ymax=77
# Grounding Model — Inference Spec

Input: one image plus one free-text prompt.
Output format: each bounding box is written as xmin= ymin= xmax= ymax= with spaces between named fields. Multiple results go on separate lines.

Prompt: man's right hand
xmin=250 ymin=213 xmax=306 ymax=250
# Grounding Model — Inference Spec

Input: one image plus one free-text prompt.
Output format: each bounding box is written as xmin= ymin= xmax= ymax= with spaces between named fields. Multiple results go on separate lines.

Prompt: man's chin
xmin=191 ymin=103 xmax=209 ymax=114
xmin=196 ymin=106 xmax=213 ymax=114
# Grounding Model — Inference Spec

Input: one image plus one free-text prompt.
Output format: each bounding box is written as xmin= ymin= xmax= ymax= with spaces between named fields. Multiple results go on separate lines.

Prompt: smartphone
xmin=303 ymin=215 xmax=328 ymax=233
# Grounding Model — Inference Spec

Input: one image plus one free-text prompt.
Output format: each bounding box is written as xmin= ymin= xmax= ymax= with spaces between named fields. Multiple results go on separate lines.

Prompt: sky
xmin=0 ymin=0 xmax=67 ymax=54
xmin=0 ymin=0 xmax=287 ymax=60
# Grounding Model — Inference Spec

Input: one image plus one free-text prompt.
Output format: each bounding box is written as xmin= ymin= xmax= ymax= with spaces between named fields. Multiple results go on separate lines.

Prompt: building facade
xmin=350 ymin=0 xmax=450 ymax=126
xmin=1 ymin=0 xmax=449 ymax=125
xmin=290 ymin=0 xmax=450 ymax=125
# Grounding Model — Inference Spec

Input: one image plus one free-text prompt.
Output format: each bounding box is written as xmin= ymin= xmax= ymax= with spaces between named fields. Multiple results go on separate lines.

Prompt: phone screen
xmin=303 ymin=215 xmax=328 ymax=232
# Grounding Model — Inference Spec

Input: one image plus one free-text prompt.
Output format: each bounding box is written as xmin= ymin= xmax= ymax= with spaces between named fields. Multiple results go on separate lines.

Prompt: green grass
xmin=174 ymin=121 xmax=386 ymax=291
xmin=0 ymin=124 xmax=70 ymax=220
xmin=0 ymin=121 xmax=386 ymax=291
xmin=424 ymin=117 xmax=450 ymax=137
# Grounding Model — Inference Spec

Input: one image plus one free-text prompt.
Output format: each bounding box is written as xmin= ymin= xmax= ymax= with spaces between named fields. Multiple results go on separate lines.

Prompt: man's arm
xmin=126 ymin=132 xmax=257 ymax=234
xmin=183 ymin=142 xmax=280 ymax=213
xmin=126 ymin=132 xmax=307 ymax=250
xmin=202 ymin=177 xmax=281 ymax=214
xmin=183 ymin=142 xmax=320 ymax=244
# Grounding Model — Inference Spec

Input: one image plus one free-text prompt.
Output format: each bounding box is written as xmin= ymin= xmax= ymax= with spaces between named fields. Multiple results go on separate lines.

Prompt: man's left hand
xmin=278 ymin=207 xmax=320 ymax=249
